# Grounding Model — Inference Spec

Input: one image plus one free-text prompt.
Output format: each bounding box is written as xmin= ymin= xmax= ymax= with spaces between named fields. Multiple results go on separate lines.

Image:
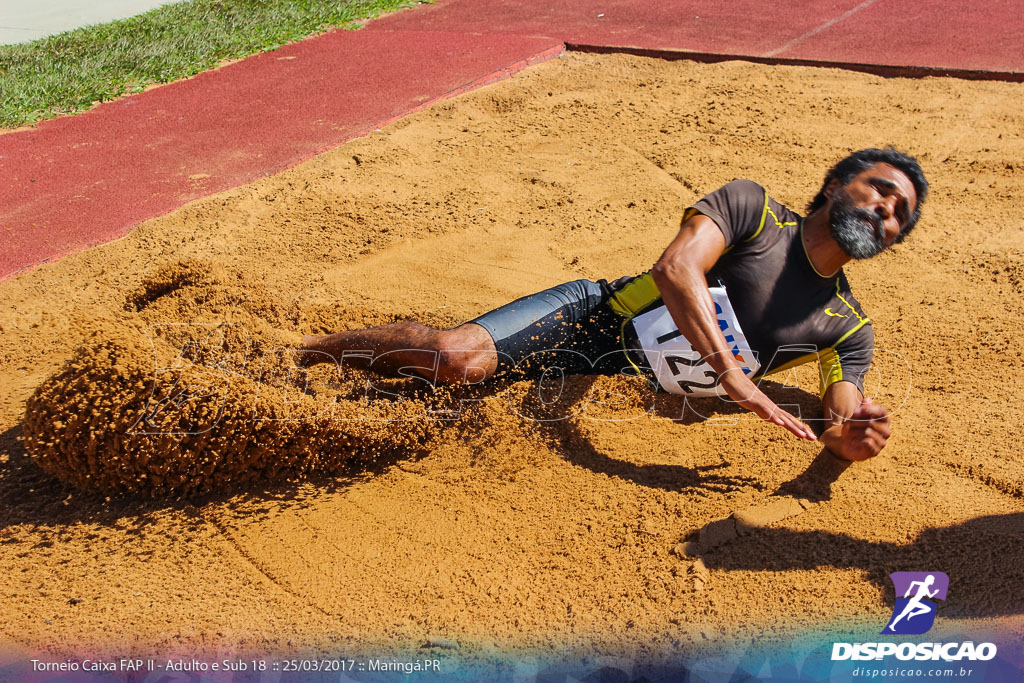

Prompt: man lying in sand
xmin=301 ymin=148 xmax=927 ymax=463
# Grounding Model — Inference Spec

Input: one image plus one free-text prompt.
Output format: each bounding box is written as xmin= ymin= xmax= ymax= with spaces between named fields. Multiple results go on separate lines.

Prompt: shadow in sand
xmin=510 ymin=374 xmax=827 ymax=494
xmin=672 ymin=447 xmax=851 ymax=560
xmin=668 ymin=438 xmax=1024 ymax=621
xmin=695 ymin=511 xmax=1024 ymax=619
xmin=0 ymin=364 xmax=503 ymax=532
xmin=772 ymin=446 xmax=852 ymax=502
xmin=651 ymin=379 xmax=827 ymax=433
xmin=536 ymin=415 xmax=767 ymax=494
xmin=0 ymin=369 xmax=828 ymax=532
xmin=0 ymin=414 xmax=431 ymax=534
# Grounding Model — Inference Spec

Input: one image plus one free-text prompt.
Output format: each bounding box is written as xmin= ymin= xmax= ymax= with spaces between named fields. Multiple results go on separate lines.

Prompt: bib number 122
xmin=630 ymin=286 xmax=760 ymax=397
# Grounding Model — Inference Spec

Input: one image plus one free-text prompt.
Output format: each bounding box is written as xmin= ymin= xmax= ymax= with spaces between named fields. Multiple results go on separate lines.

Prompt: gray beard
xmin=829 ymin=190 xmax=887 ymax=259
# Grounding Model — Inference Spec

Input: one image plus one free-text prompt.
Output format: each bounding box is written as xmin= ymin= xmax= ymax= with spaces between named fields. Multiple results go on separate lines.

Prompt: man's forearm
xmin=650 ymin=214 xmax=815 ymax=440
xmin=651 ymin=260 xmax=742 ymax=377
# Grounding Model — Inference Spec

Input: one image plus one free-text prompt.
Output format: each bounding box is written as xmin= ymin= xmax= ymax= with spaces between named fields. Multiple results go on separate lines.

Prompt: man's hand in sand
xmin=837 ymin=397 xmax=891 ymax=461
xmin=719 ymin=370 xmax=816 ymax=441
xmin=819 ymin=382 xmax=892 ymax=462
xmin=834 ymin=397 xmax=891 ymax=462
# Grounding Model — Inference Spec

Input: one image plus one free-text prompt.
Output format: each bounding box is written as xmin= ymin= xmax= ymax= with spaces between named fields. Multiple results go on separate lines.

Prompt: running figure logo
xmin=883 ymin=571 xmax=949 ymax=635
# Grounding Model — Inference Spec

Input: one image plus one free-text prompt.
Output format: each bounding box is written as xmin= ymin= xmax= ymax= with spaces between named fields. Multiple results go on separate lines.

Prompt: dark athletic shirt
xmin=615 ymin=179 xmax=874 ymax=395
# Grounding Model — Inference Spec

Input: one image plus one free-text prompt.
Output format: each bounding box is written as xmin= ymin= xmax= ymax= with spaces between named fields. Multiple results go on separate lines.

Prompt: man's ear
xmin=823 ymin=177 xmax=842 ymax=201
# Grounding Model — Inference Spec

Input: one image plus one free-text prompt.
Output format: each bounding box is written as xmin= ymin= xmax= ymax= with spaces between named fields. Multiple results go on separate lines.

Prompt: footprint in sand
xmin=671 ymin=494 xmax=818 ymax=590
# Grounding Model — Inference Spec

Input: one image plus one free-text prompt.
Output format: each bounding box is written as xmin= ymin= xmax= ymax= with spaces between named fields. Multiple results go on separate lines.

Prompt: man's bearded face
xmin=829 ymin=185 xmax=888 ymax=259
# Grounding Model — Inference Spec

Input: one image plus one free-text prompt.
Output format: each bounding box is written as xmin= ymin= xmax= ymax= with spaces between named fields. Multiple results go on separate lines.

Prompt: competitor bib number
xmin=630 ymin=287 xmax=760 ymax=396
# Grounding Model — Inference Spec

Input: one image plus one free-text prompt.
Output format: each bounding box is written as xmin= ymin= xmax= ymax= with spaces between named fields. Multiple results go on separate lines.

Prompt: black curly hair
xmin=807 ymin=148 xmax=929 ymax=242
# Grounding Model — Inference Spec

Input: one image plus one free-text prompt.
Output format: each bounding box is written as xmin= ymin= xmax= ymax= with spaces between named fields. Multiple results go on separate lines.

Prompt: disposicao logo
xmin=831 ymin=572 xmax=998 ymax=662
xmin=884 ymin=571 xmax=948 ymax=635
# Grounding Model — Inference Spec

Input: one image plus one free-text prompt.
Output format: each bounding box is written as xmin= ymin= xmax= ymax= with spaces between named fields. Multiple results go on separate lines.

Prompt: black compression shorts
xmin=468 ymin=279 xmax=645 ymax=381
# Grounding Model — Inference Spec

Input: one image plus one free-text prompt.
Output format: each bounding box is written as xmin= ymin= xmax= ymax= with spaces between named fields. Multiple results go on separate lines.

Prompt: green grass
xmin=0 ymin=0 xmax=425 ymax=128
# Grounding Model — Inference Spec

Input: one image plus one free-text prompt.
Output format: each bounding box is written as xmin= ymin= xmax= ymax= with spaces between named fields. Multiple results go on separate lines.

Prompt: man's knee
xmin=434 ymin=325 xmax=497 ymax=384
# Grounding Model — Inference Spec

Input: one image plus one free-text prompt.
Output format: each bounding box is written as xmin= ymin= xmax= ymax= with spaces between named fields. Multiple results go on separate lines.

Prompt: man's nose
xmin=875 ymin=196 xmax=896 ymax=219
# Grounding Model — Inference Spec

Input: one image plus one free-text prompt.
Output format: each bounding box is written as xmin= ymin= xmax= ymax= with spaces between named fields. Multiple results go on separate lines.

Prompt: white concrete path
xmin=2 ymin=0 xmax=188 ymax=45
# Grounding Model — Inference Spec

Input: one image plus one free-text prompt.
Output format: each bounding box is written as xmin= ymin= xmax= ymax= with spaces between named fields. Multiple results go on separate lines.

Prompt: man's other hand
xmin=837 ymin=397 xmax=891 ymax=461
xmin=720 ymin=370 xmax=817 ymax=441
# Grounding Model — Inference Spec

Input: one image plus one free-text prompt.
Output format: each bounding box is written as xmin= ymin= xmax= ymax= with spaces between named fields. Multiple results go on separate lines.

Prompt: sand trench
xmin=1 ymin=53 xmax=1022 ymax=661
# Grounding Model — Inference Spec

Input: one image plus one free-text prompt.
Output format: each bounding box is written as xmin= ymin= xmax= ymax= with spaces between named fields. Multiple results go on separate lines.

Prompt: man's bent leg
xmin=300 ymin=321 xmax=498 ymax=384
xmin=300 ymin=278 xmax=613 ymax=385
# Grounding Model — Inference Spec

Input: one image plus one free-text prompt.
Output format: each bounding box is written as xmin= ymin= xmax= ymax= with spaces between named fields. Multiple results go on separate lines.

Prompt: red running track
xmin=370 ymin=0 xmax=1024 ymax=75
xmin=1 ymin=0 xmax=1021 ymax=280
xmin=0 ymin=30 xmax=563 ymax=279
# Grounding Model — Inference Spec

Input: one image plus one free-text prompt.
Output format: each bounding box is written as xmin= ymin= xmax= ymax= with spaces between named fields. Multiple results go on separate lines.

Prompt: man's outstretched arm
xmin=820 ymin=380 xmax=891 ymax=461
xmin=651 ymin=213 xmax=816 ymax=441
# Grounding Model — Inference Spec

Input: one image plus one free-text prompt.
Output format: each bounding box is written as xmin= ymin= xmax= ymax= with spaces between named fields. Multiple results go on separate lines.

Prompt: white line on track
xmin=762 ymin=0 xmax=883 ymax=58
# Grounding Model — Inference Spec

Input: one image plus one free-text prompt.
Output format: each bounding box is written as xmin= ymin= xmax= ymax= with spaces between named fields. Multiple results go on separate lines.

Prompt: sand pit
xmin=1 ymin=53 xmax=1022 ymax=666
